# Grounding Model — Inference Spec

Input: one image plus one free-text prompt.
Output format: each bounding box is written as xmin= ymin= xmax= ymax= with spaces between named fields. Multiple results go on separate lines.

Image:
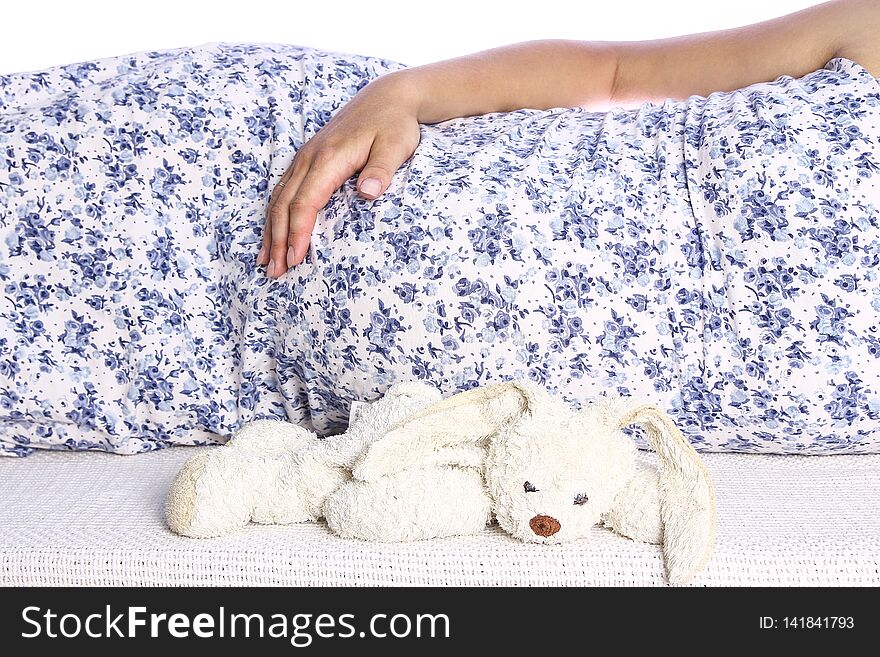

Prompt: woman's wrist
xmin=366 ymin=69 xmax=426 ymax=119
xmin=369 ymin=67 xmax=457 ymax=125
xmin=376 ymin=62 xmax=512 ymax=125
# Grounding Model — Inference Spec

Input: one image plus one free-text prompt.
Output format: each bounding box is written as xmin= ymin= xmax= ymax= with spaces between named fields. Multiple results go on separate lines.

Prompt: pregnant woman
xmin=2 ymin=0 xmax=879 ymax=456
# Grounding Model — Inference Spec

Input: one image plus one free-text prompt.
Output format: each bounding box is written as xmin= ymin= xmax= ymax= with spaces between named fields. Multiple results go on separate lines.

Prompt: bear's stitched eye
xmin=573 ymin=493 xmax=589 ymax=505
xmin=523 ymin=481 xmax=539 ymax=493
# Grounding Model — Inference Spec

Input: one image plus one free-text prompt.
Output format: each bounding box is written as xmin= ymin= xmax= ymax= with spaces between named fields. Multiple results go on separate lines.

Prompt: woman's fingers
xmin=262 ymin=155 xmax=311 ymax=274
xmin=282 ymin=135 xmax=418 ymax=272
xmin=356 ymin=131 xmax=419 ymax=200
xmin=268 ymin=150 xmax=358 ymax=277
xmin=256 ymin=215 xmax=271 ymax=266
xmin=258 ymin=165 xmax=300 ymax=266
xmin=259 ymin=97 xmax=421 ymax=278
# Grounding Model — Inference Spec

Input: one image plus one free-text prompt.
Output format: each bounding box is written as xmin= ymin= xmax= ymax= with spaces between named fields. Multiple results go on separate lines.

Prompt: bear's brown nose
xmin=529 ymin=514 xmax=561 ymax=537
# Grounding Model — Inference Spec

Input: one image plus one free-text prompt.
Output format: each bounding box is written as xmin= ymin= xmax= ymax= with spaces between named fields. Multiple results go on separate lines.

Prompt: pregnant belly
xmin=273 ymin=105 xmax=690 ymax=437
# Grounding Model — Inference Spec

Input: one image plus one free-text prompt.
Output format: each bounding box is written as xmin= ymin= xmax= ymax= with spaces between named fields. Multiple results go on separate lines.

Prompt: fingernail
xmin=257 ymin=245 xmax=266 ymax=264
xmin=268 ymin=258 xmax=275 ymax=277
xmin=287 ymin=246 xmax=296 ymax=268
xmin=359 ymin=178 xmax=381 ymax=197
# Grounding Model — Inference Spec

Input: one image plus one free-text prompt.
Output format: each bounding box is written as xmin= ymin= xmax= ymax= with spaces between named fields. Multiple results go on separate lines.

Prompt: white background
xmin=2 ymin=0 xmax=820 ymax=73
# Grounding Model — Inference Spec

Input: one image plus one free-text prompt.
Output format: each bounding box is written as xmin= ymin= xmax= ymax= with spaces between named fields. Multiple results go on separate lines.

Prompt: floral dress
xmin=2 ymin=42 xmax=880 ymax=456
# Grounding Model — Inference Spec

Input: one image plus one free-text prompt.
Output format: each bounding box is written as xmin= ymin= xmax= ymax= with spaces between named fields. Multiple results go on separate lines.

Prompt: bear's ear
xmin=613 ymin=404 xmax=716 ymax=585
xmin=352 ymin=380 xmax=536 ymax=481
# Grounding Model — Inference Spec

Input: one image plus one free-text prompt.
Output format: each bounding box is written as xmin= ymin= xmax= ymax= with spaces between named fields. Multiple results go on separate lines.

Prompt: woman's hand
xmin=258 ymin=71 xmax=422 ymax=278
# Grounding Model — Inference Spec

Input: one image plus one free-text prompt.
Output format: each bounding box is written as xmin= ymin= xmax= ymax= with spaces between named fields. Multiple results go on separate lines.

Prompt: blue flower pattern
xmin=2 ymin=42 xmax=880 ymax=456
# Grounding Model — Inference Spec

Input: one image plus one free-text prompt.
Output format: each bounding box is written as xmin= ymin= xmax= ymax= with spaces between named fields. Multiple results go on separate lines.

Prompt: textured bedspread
xmin=1 ymin=447 xmax=877 ymax=586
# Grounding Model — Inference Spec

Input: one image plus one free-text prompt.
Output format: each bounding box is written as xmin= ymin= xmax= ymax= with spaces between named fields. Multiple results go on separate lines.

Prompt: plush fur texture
xmin=166 ymin=379 xmax=716 ymax=585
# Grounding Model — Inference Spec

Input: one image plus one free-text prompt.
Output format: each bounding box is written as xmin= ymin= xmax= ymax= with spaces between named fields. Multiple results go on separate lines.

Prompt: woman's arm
xmin=262 ymin=0 xmax=876 ymax=277
xmin=610 ymin=0 xmax=878 ymax=106
xmin=403 ymin=0 xmax=872 ymax=117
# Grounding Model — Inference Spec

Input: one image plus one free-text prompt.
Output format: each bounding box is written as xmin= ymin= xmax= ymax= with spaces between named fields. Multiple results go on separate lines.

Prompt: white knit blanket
xmin=1 ymin=447 xmax=878 ymax=586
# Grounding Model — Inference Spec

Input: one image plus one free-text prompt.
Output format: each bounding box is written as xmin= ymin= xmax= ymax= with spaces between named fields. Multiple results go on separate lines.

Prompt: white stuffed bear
xmin=166 ymin=379 xmax=716 ymax=585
